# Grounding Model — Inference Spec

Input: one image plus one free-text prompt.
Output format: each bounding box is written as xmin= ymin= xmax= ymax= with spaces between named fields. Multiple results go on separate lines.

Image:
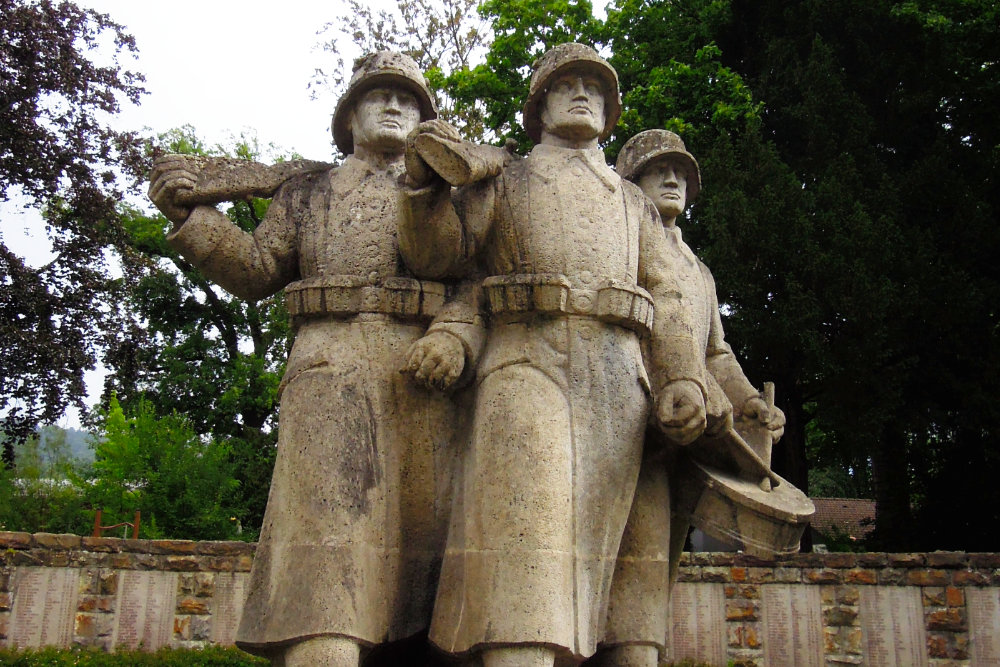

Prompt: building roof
xmin=810 ymin=497 xmax=875 ymax=540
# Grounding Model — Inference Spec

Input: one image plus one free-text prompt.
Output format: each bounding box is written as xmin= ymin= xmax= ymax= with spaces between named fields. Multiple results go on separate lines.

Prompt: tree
xmin=98 ymin=128 xmax=293 ymax=537
xmin=597 ymin=0 xmax=1000 ymax=549
xmin=85 ymin=394 xmax=240 ymax=540
xmin=314 ymin=0 xmax=492 ymax=140
xmin=0 ymin=0 xmax=147 ymax=461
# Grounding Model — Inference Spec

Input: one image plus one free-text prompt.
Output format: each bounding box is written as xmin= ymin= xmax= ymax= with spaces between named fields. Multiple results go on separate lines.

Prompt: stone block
xmin=196 ymin=540 xmax=255 ymax=556
xmin=889 ymin=553 xmax=926 ymax=567
xmin=969 ymin=553 xmax=1000 ymax=568
xmin=855 ymin=552 xmax=888 ymax=568
xmin=835 ymin=586 xmax=859 ymax=605
xmin=923 ymin=587 xmax=946 ymax=607
xmin=822 ymin=553 xmax=857 ymax=569
xmin=772 ymin=567 xmax=802 ymax=583
xmin=191 ymin=615 xmax=212 ymax=641
xmin=907 ymin=569 xmax=950 ymax=587
xmin=952 ymin=569 xmax=988 ymax=586
xmin=805 ymin=568 xmax=842 ymax=585
xmin=80 ymin=537 xmax=122 ymax=553
xmin=99 ymin=570 xmax=118 ymax=596
xmin=675 ymin=569 xmax=701 ymax=582
xmin=878 ymin=568 xmax=906 ymax=585
xmin=165 ymin=556 xmax=201 ymax=572
xmin=747 ymin=567 xmax=775 ymax=584
xmin=731 ymin=566 xmax=748 ymax=582
xmin=925 ymin=551 xmax=967 ymax=568
xmin=0 ymin=532 xmax=32 ymax=549
xmin=701 ymin=566 xmax=730 ymax=583
xmin=177 ymin=596 xmax=210 ymax=615
xmin=823 ymin=605 xmax=858 ymax=626
xmin=33 ymin=533 xmax=82 ymax=550
xmin=945 ymin=586 xmax=964 ymax=607
xmin=845 ymin=568 xmax=877 ymax=585
xmin=725 ymin=600 xmax=757 ymax=622
xmin=148 ymin=539 xmax=198 ymax=555
xmin=75 ymin=613 xmax=97 ymax=639
xmin=926 ymin=607 xmax=966 ymax=632
xmin=174 ymin=614 xmax=191 ymax=640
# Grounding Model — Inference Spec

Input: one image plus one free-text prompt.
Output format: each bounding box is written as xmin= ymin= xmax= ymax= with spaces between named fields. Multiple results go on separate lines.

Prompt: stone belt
xmin=285 ymin=276 xmax=446 ymax=326
xmin=483 ymin=273 xmax=654 ymax=337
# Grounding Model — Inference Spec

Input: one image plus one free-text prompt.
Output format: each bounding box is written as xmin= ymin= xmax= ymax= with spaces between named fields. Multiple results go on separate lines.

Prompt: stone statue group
xmin=149 ymin=44 xmax=808 ymax=667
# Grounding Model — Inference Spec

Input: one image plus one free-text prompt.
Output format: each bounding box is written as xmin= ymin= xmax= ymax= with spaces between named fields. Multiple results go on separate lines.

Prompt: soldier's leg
xmin=481 ymin=646 xmax=556 ymax=667
xmin=282 ymin=636 xmax=361 ymax=667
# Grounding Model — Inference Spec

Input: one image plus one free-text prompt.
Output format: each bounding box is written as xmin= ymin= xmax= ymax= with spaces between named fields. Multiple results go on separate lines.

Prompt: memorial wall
xmin=1 ymin=531 xmax=996 ymax=666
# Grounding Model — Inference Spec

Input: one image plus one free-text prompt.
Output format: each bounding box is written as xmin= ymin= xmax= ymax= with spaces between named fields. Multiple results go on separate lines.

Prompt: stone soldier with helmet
xmin=598 ymin=130 xmax=789 ymax=665
xmin=148 ymin=51 xmax=483 ymax=666
xmin=400 ymin=43 xmax=710 ymax=667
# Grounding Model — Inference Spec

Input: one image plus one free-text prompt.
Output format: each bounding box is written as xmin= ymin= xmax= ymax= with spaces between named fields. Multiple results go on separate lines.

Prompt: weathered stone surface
xmin=889 ymin=553 xmax=927 ymax=567
xmin=80 ymin=537 xmax=122 ymax=553
xmin=146 ymin=539 xmax=198 ymax=555
xmin=926 ymin=608 xmax=966 ymax=632
xmin=925 ymin=552 xmax=967 ymax=568
xmin=908 ymin=569 xmax=951 ymax=587
xmin=951 ymin=569 xmax=988 ymax=586
xmin=845 ymin=568 xmax=878 ymax=585
xmin=0 ymin=533 xmax=32 ymax=550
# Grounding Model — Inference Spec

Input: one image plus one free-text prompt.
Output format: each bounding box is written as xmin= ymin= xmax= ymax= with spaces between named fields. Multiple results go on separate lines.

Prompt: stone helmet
xmin=522 ymin=43 xmax=622 ymax=143
xmin=331 ymin=51 xmax=438 ymax=155
xmin=616 ymin=129 xmax=701 ymax=200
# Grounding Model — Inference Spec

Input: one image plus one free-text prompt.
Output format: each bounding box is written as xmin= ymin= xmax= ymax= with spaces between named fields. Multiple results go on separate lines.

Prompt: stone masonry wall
xmin=2 ymin=531 xmax=999 ymax=666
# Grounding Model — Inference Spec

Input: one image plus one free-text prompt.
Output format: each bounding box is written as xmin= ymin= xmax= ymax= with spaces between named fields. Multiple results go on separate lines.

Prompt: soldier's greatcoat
xmin=167 ymin=157 xmax=479 ymax=653
xmin=603 ymin=224 xmax=760 ymax=651
xmin=400 ymin=144 xmax=707 ymax=661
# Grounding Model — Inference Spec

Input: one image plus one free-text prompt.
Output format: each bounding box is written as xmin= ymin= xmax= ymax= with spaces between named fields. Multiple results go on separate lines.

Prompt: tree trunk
xmin=771 ymin=380 xmax=811 ymax=551
xmin=870 ymin=425 xmax=914 ymax=550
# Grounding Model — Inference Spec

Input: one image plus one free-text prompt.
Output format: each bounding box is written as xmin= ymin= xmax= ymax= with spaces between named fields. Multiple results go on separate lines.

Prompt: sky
xmin=2 ymin=0 xmax=388 ymax=425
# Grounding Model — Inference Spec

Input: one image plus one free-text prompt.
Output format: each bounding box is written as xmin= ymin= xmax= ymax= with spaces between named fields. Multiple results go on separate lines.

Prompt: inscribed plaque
xmin=111 ymin=570 xmax=178 ymax=650
xmin=211 ymin=572 xmax=249 ymax=645
xmin=665 ymin=582 xmax=726 ymax=664
xmin=967 ymin=588 xmax=1000 ymax=665
xmin=859 ymin=586 xmax=927 ymax=667
xmin=761 ymin=584 xmax=824 ymax=667
xmin=8 ymin=567 xmax=79 ymax=648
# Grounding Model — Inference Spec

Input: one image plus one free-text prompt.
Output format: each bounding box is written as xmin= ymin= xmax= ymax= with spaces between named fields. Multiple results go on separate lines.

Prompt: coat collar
xmin=529 ymin=143 xmax=619 ymax=191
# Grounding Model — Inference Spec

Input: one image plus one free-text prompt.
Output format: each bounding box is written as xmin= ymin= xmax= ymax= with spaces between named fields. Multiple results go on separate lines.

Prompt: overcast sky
xmin=2 ymin=0 xmax=389 ymax=425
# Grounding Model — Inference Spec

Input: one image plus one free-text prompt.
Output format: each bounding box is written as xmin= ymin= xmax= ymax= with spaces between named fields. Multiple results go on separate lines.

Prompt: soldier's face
xmin=638 ymin=156 xmax=688 ymax=221
xmin=350 ymin=87 xmax=421 ymax=153
xmin=539 ymin=72 xmax=606 ymax=141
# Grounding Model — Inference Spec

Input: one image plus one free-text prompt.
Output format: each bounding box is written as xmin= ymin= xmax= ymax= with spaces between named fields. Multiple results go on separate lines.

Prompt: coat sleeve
xmin=399 ymin=174 xmax=498 ymax=279
xmin=701 ymin=261 xmax=759 ymax=413
xmin=633 ymin=185 xmax=708 ymax=399
xmin=166 ymin=176 xmax=304 ymax=302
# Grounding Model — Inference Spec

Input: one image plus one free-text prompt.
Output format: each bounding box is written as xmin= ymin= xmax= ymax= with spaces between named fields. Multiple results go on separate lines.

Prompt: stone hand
xmin=148 ymin=155 xmax=197 ymax=225
xmin=743 ymin=397 xmax=786 ymax=441
xmin=656 ymin=379 xmax=707 ymax=445
xmin=705 ymin=400 xmax=734 ymax=437
xmin=402 ymin=331 xmax=465 ymax=391
xmin=405 ymin=119 xmax=463 ymax=188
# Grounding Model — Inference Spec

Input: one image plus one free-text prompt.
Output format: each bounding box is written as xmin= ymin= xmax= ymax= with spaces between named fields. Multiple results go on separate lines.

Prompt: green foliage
xmin=98 ymin=127 xmax=290 ymax=538
xmin=85 ymin=395 xmax=240 ymax=540
xmin=0 ymin=429 xmax=91 ymax=534
xmin=0 ymin=646 xmax=266 ymax=666
xmin=0 ymin=0 xmax=148 ymax=460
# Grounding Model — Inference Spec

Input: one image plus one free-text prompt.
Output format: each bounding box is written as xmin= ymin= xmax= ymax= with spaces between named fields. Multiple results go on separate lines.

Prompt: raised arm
xmin=160 ymin=174 xmax=306 ymax=302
